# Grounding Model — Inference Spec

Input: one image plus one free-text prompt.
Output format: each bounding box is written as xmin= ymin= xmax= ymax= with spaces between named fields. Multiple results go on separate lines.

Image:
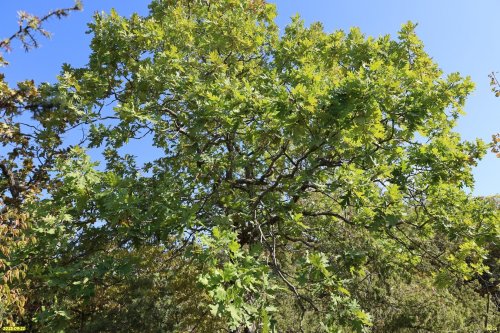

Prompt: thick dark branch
xmin=233 ymin=178 xmax=267 ymax=186
xmin=302 ymin=210 xmax=355 ymax=226
xmin=0 ymin=161 xmax=22 ymax=199
xmin=252 ymin=142 xmax=326 ymax=211
xmin=162 ymin=107 xmax=196 ymax=141
xmin=259 ymin=140 xmax=289 ymax=182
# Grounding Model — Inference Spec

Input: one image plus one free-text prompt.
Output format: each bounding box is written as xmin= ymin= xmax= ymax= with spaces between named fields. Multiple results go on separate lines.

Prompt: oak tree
xmin=2 ymin=1 xmax=498 ymax=332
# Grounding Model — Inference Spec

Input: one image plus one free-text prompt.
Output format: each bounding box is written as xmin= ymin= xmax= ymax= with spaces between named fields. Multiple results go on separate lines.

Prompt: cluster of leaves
xmin=1 ymin=0 xmax=499 ymax=332
xmin=488 ymin=72 xmax=500 ymax=157
xmin=490 ymin=132 xmax=500 ymax=158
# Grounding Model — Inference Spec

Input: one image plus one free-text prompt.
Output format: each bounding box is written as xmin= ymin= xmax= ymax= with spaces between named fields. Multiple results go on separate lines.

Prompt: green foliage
xmin=197 ymin=227 xmax=277 ymax=331
xmin=1 ymin=1 xmax=499 ymax=332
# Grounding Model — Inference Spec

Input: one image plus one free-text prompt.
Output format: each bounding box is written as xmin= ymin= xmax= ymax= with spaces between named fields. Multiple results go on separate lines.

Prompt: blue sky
xmin=0 ymin=0 xmax=498 ymax=196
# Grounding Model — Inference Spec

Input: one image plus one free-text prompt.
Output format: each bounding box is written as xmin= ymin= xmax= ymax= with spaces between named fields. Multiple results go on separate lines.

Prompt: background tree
xmin=0 ymin=1 xmax=82 ymax=326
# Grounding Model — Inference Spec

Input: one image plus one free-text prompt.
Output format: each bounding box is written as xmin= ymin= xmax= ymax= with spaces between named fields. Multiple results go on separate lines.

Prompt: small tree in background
xmin=0 ymin=1 xmax=82 ymax=327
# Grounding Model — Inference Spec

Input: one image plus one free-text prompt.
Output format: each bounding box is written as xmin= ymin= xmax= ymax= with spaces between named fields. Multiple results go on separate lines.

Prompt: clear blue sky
xmin=0 ymin=1 xmax=498 ymax=196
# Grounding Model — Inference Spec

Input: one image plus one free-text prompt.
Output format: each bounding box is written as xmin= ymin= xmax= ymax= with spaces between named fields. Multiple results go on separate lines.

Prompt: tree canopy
xmin=0 ymin=1 xmax=498 ymax=332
